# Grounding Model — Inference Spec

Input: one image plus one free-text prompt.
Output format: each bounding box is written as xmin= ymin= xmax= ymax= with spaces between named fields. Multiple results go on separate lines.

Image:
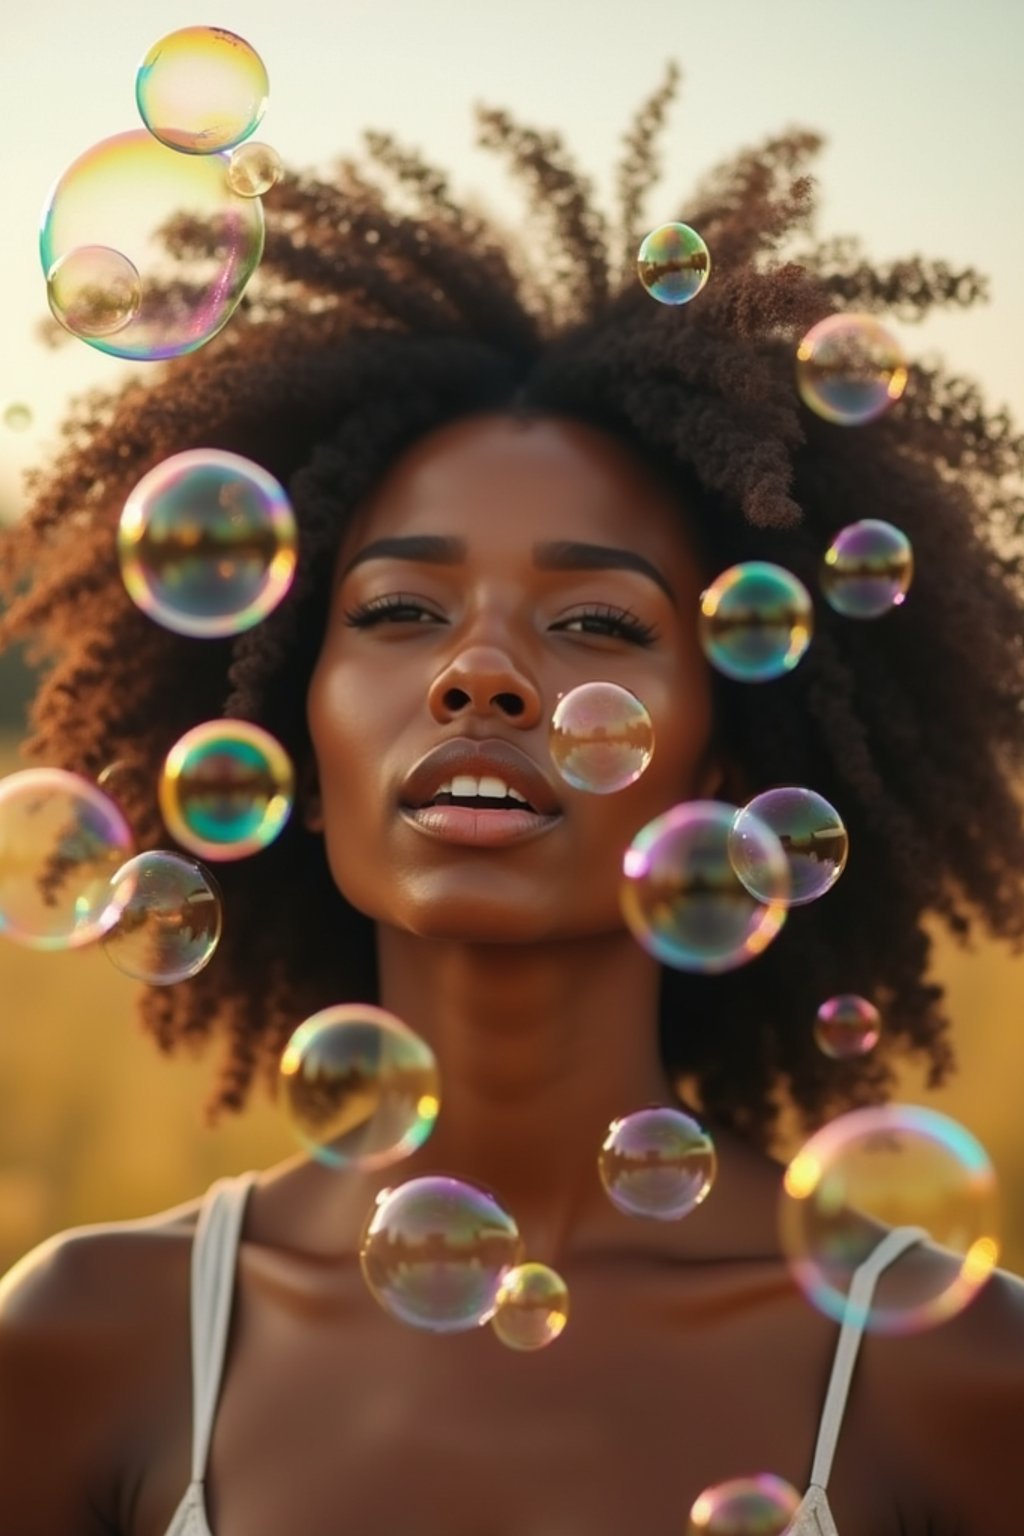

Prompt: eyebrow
xmin=340 ymin=534 xmax=676 ymax=607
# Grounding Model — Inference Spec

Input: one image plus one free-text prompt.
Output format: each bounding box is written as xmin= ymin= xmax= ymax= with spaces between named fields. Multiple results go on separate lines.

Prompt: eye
xmin=343 ymin=594 xmax=442 ymax=627
xmin=555 ymin=605 xmax=658 ymax=646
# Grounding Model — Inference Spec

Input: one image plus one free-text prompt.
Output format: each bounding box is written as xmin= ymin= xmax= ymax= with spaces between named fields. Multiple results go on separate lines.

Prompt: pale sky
xmin=1 ymin=0 xmax=1022 ymax=514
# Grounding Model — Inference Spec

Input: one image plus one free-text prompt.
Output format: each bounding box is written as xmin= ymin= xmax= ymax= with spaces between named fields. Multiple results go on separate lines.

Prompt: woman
xmin=0 ymin=69 xmax=1021 ymax=1536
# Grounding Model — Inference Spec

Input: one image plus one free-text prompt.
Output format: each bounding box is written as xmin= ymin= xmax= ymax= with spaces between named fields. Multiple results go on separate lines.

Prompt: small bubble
xmin=796 ymin=313 xmax=907 ymax=425
xmin=600 ymin=1106 xmax=716 ymax=1220
xmin=46 ymin=245 xmax=142 ymax=339
xmin=227 ymin=141 xmax=283 ymax=197
xmin=699 ymin=563 xmax=813 ymax=682
xmin=491 ymin=1263 xmax=570 ymax=1351
xmin=102 ymin=850 xmax=222 ymax=984
xmin=637 ymin=222 xmax=711 ymax=305
xmin=159 ymin=719 xmax=294 ymax=860
xmin=549 ymin=681 xmax=654 ymax=794
xmin=814 ymin=994 xmax=882 ymax=1060
xmin=822 ymin=519 xmax=913 ymax=619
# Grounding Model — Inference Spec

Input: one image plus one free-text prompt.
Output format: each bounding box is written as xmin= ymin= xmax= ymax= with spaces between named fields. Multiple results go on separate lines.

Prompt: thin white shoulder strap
xmin=807 ymin=1224 xmax=926 ymax=1490
xmin=188 ymin=1172 xmax=258 ymax=1483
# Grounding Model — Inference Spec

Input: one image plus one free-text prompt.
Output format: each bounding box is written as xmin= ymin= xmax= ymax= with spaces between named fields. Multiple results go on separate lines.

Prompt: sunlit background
xmin=0 ymin=0 xmax=1021 ymax=1274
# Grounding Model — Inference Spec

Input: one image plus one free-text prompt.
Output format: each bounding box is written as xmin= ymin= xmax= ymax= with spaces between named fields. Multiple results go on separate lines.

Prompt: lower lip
xmin=400 ymin=805 xmax=562 ymax=847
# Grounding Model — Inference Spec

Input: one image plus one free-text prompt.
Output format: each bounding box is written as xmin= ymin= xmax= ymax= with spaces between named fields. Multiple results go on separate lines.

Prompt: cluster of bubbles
xmin=40 ymin=27 xmax=278 ymax=358
xmin=780 ymin=1104 xmax=1000 ymax=1334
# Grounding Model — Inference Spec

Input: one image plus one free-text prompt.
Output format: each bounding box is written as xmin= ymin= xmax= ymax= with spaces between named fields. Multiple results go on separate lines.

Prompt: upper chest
xmin=175 ymin=1254 xmax=903 ymax=1536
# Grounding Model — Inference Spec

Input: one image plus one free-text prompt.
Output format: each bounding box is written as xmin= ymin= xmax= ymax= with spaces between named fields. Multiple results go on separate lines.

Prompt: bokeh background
xmin=0 ymin=0 xmax=1021 ymax=1274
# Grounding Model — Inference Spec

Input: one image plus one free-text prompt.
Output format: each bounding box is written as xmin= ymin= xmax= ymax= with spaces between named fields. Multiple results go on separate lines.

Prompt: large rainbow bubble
xmin=780 ymin=1104 xmax=1000 ymax=1334
xmin=136 ymin=27 xmax=269 ymax=155
xmin=40 ymin=130 xmax=264 ymax=360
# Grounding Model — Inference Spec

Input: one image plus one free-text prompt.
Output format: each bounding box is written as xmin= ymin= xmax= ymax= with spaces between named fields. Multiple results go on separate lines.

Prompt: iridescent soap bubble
xmin=600 ymin=1106 xmax=716 ymax=1220
xmin=814 ymin=994 xmax=881 ymax=1060
xmin=101 ymin=850 xmax=222 ymax=983
xmin=118 ymin=449 xmax=297 ymax=638
xmin=0 ymin=768 xmax=133 ymax=949
xmin=621 ymin=801 xmax=789 ymax=974
xmin=822 ymin=519 xmax=914 ymax=619
xmin=136 ymin=27 xmax=269 ymax=154
xmin=40 ymin=130 xmax=264 ymax=360
xmin=637 ymin=222 xmax=711 ymax=305
xmin=699 ymin=563 xmax=813 ymax=682
xmin=227 ymin=142 xmax=283 ymax=197
xmin=3 ymin=403 xmax=32 ymax=432
xmin=491 ymin=1263 xmax=570 ymax=1351
xmin=159 ymin=720 xmax=294 ymax=860
xmin=687 ymin=1473 xmax=802 ymax=1535
xmin=731 ymin=787 xmax=848 ymax=907
xmin=549 ymin=682 xmax=654 ymax=794
xmin=796 ymin=313 xmax=908 ymax=426
xmin=279 ymin=1005 xmax=440 ymax=1170
xmin=46 ymin=245 xmax=142 ymax=339
xmin=360 ymin=1176 xmax=523 ymax=1334
xmin=780 ymin=1104 xmax=1000 ymax=1334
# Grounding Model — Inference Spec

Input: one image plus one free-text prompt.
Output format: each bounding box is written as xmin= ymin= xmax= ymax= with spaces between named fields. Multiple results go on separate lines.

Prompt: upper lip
xmin=399 ymin=738 xmax=563 ymax=816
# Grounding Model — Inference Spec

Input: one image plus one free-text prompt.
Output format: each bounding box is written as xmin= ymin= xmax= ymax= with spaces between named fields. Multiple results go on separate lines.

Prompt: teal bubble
xmin=159 ymin=720 xmax=294 ymax=860
xmin=637 ymin=222 xmax=711 ymax=305
xmin=699 ymin=562 xmax=813 ymax=682
xmin=620 ymin=800 xmax=789 ymax=973
xmin=822 ymin=519 xmax=913 ymax=619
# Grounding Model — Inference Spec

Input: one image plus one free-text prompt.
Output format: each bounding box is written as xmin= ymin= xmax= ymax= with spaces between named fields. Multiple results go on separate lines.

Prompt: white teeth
xmin=442 ymin=774 xmax=529 ymax=802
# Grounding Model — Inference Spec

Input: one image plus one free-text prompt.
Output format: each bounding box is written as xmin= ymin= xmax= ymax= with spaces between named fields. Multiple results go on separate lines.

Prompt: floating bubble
xmin=118 ymin=449 xmax=297 ymax=638
xmin=620 ymin=801 xmax=789 ymax=974
xmin=101 ymin=850 xmax=222 ymax=984
xmin=687 ymin=1473 xmax=802 ymax=1535
xmin=731 ymin=787 xmax=848 ymax=907
xmin=780 ymin=1104 xmax=1000 ymax=1334
xmin=227 ymin=141 xmax=283 ymax=197
xmin=46 ymin=245 xmax=142 ymax=339
xmin=814 ymin=994 xmax=881 ymax=1060
xmin=637 ymin=222 xmax=711 ymax=305
xmin=822 ymin=519 xmax=914 ymax=619
xmin=491 ymin=1263 xmax=570 ymax=1351
xmin=136 ymin=27 xmax=269 ymax=155
xmin=3 ymin=404 xmax=32 ymax=432
xmin=699 ymin=563 xmax=813 ymax=682
xmin=600 ymin=1106 xmax=716 ymax=1220
xmin=159 ymin=720 xmax=294 ymax=860
xmin=40 ymin=129 xmax=264 ymax=360
xmin=796 ymin=313 xmax=908 ymax=426
xmin=360 ymin=1176 xmax=523 ymax=1334
xmin=549 ymin=681 xmax=654 ymax=794
xmin=279 ymin=1005 xmax=440 ymax=1170
xmin=0 ymin=769 xmax=133 ymax=949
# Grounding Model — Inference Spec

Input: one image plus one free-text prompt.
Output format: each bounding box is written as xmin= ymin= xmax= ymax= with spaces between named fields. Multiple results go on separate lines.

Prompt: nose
xmin=427 ymin=644 xmax=543 ymax=727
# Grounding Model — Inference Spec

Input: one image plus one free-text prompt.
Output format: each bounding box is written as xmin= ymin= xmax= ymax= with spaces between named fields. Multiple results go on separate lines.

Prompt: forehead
xmin=338 ymin=413 xmax=702 ymax=578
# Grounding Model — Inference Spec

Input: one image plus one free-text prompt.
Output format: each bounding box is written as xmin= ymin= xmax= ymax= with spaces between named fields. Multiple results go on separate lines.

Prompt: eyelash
xmin=342 ymin=593 xmax=658 ymax=646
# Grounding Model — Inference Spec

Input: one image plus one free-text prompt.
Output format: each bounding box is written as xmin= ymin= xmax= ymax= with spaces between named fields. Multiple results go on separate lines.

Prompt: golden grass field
xmin=0 ymin=737 xmax=1020 ymax=1279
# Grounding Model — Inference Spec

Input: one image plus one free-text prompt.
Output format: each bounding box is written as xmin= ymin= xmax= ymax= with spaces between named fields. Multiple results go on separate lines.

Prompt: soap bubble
xmin=822 ymin=519 xmax=914 ymax=619
xmin=491 ymin=1263 xmax=570 ymax=1351
xmin=687 ymin=1473 xmax=802 ymax=1535
xmin=699 ymin=563 xmax=813 ymax=682
xmin=0 ymin=768 xmax=133 ymax=949
xmin=360 ymin=1176 xmax=523 ymax=1333
xmin=620 ymin=800 xmax=789 ymax=973
xmin=227 ymin=142 xmax=283 ymax=197
xmin=3 ymin=404 xmax=32 ymax=432
xmin=637 ymin=222 xmax=711 ymax=305
xmin=796 ymin=313 xmax=908 ymax=426
xmin=780 ymin=1104 xmax=1000 ymax=1334
xmin=731 ymin=787 xmax=848 ymax=907
xmin=39 ymin=130 xmax=264 ymax=360
xmin=599 ymin=1106 xmax=716 ymax=1220
xmin=46 ymin=245 xmax=142 ymax=339
xmin=136 ymin=26 xmax=269 ymax=154
xmin=549 ymin=681 xmax=654 ymax=794
xmin=279 ymin=1005 xmax=440 ymax=1170
xmin=118 ymin=449 xmax=297 ymax=638
xmin=102 ymin=850 xmax=222 ymax=983
xmin=159 ymin=720 xmax=294 ymax=860
xmin=814 ymin=994 xmax=881 ymax=1060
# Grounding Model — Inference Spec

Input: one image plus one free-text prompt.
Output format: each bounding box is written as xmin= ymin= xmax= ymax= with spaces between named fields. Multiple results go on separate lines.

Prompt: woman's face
xmin=307 ymin=413 xmax=718 ymax=943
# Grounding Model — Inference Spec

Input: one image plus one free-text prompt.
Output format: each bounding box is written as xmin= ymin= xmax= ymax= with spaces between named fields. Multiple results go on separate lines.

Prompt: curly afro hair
xmin=3 ymin=65 xmax=1023 ymax=1149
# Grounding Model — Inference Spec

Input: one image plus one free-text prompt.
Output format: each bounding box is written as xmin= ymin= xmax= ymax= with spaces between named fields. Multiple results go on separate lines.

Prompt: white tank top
xmin=163 ymin=1173 xmax=925 ymax=1536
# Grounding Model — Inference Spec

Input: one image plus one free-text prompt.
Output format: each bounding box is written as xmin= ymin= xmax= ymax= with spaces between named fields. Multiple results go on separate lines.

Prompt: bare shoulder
xmin=0 ymin=1194 xmax=204 ymax=1536
xmin=868 ymin=1259 xmax=1024 ymax=1535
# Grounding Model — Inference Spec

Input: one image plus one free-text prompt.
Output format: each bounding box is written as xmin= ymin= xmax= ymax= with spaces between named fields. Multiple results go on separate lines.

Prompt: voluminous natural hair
xmin=3 ymin=67 xmax=1023 ymax=1147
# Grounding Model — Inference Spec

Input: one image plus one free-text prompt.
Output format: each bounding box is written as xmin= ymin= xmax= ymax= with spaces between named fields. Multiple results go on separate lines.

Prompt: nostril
xmin=495 ymin=693 xmax=525 ymax=716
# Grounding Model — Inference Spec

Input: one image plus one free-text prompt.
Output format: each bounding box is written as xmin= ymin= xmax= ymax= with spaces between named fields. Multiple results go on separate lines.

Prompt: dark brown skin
xmin=0 ymin=416 xmax=1021 ymax=1536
